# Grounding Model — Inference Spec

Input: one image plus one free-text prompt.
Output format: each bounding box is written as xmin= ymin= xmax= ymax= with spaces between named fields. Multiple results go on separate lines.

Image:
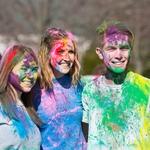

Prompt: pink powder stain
xmin=41 ymin=89 xmax=57 ymax=114
xmin=47 ymin=137 xmax=60 ymax=147
xmin=50 ymin=42 xmax=64 ymax=56
xmin=56 ymin=124 xmax=66 ymax=137
xmin=50 ymin=107 xmax=80 ymax=121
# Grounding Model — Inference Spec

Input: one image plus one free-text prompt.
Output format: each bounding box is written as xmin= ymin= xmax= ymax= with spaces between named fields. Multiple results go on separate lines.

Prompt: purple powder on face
xmin=105 ymin=26 xmax=128 ymax=45
xmin=23 ymin=54 xmax=35 ymax=67
xmin=8 ymin=72 xmax=22 ymax=92
xmin=107 ymin=34 xmax=128 ymax=45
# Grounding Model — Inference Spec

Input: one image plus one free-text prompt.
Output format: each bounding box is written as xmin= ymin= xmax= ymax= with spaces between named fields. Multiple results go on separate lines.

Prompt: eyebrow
xmin=67 ymin=44 xmax=74 ymax=49
xmin=120 ymin=44 xmax=131 ymax=48
xmin=59 ymin=47 xmax=75 ymax=51
xmin=105 ymin=45 xmax=116 ymax=49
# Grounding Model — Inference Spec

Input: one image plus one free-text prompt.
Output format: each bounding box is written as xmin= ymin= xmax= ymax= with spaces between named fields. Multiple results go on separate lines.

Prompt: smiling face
xmin=97 ymin=33 xmax=131 ymax=73
xmin=49 ymin=38 xmax=75 ymax=77
xmin=9 ymin=53 xmax=38 ymax=92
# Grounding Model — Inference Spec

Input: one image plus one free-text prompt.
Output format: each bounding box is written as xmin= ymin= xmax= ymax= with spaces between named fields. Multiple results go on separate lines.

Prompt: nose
xmin=63 ymin=52 xmax=70 ymax=60
xmin=26 ymin=70 xmax=33 ymax=78
xmin=115 ymin=48 xmax=122 ymax=59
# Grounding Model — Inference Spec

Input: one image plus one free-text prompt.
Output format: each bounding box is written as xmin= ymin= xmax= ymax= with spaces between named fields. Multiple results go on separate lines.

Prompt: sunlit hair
xmin=38 ymin=27 xmax=80 ymax=89
xmin=0 ymin=45 xmax=41 ymax=124
xmin=96 ymin=20 xmax=135 ymax=49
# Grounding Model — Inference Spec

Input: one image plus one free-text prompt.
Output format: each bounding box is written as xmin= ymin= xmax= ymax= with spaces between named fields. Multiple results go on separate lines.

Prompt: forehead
xmin=12 ymin=59 xmax=37 ymax=74
xmin=103 ymin=33 xmax=129 ymax=46
xmin=23 ymin=52 xmax=36 ymax=62
xmin=14 ymin=54 xmax=37 ymax=69
xmin=53 ymin=38 xmax=74 ymax=49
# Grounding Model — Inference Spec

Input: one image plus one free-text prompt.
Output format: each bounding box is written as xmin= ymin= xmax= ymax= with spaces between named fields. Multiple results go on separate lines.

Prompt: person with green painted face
xmin=82 ymin=20 xmax=150 ymax=150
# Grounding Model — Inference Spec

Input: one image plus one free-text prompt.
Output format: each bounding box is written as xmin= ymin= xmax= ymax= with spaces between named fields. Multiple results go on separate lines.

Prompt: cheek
xmin=50 ymin=58 xmax=58 ymax=68
xmin=127 ymin=50 xmax=131 ymax=58
xmin=103 ymin=53 xmax=111 ymax=64
xmin=121 ymin=51 xmax=130 ymax=60
xmin=33 ymin=72 xmax=38 ymax=80
xmin=50 ymin=54 xmax=62 ymax=64
xmin=9 ymin=72 xmax=21 ymax=88
xmin=70 ymin=55 xmax=75 ymax=62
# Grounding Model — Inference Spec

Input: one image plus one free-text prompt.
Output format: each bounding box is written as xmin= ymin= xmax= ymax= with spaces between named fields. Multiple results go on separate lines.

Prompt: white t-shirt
xmin=0 ymin=101 xmax=41 ymax=150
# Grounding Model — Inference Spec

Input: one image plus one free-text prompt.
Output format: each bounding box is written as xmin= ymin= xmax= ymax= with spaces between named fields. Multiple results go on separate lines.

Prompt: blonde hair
xmin=38 ymin=27 xmax=81 ymax=89
xmin=0 ymin=45 xmax=41 ymax=125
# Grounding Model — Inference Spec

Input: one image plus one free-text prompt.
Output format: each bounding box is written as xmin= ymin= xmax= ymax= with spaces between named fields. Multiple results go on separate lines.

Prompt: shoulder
xmin=128 ymin=71 xmax=150 ymax=86
xmin=0 ymin=104 xmax=10 ymax=124
xmin=80 ymin=75 xmax=100 ymax=86
xmin=127 ymin=71 xmax=150 ymax=95
xmin=82 ymin=75 xmax=102 ymax=96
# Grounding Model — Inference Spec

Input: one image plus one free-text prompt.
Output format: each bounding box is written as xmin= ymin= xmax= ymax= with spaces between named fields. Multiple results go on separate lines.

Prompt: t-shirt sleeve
xmin=0 ymin=107 xmax=18 ymax=149
xmin=146 ymin=96 xmax=150 ymax=113
xmin=145 ymin=78 xmax=150 ymax=114
xmin=82 ymin=83 xmax=90 ymax=123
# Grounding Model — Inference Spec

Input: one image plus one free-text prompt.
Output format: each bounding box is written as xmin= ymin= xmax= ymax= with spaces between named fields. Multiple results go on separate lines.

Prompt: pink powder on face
xmin=50 ymin=42 xmax=64 ymax=56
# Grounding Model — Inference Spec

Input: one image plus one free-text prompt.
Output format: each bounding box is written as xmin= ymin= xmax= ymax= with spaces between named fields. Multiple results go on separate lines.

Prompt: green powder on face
xmin=110 ymin=67 xmax=125 ymax=74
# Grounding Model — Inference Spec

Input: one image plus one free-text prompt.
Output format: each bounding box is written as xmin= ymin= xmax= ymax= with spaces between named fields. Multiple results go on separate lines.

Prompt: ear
xmin=96 ymin=47 xmax=103 ymax=60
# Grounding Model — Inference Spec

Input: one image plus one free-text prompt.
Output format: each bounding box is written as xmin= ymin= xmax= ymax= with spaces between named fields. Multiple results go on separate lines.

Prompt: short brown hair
xmin=96 ymin=20 xmax=134 ymax=49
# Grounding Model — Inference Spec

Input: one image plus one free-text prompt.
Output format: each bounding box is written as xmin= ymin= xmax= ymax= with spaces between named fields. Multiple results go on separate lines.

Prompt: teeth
xmin=61 ymin=63 xmax=68 ymax=65
xmin=22 ymin=81 xmax=32 ymax=85
xmin=112 ymin=60 xmax=125 ymax=64
xmin=61 ymin=64 xmax=69 ymax=66
xmin=61 ymin=63 xmax=71 ymax=66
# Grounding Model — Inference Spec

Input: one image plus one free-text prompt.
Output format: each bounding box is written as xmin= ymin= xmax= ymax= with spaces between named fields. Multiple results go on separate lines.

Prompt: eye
xmin=57 ymin=49 xmax=65 ymax=55
xmin=68 ymin=50 xmax=75 ymax=54
xmin=20 ymin=67 xmax=27 ymax=71
xmin=120 ymin=45 xmax=130 ymax=51
xmin=31 ymin=66 xmax=38 ymax=72
xmin=105 ymin=46 xmax=116 ymax=51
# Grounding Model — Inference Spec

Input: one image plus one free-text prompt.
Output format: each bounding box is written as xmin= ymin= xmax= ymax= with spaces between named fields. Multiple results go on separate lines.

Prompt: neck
xmin=52 ymin=70 xmax=71 ymax=88
xmin=104 ymin=70 xmax=127 ymax=85
xmin=52 ymin=68 xmax=66 ymax=79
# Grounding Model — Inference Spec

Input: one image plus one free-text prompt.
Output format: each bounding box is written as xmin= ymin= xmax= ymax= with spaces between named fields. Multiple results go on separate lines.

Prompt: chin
xmin=62 ymin=71 xmax=70 ymax=74
xmin=113 ymin=69 xmax=125 ymax=74
xmin=22 ymin=87 xmax=32 ymax=93
xmin=108 ymin=67 xmax=125 ymax=74
xmin=60 ymin=68 xmax=70 ymax=74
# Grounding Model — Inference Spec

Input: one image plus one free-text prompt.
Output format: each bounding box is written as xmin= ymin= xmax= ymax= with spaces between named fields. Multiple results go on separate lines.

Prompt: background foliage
xmin=0 ymin=0 xmax=149 ymax=77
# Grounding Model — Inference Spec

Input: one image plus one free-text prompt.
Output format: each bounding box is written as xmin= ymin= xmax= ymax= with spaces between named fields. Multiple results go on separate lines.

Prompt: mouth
xmin=111 ymin=60 xmax=126 ymax=65
xmin=58 ymin=62 xmax=72 ymax=67
xmin=22 ymin=80 xmax=35 ymax=86
xmin=22 ymin=82 xmax=32 ymax=87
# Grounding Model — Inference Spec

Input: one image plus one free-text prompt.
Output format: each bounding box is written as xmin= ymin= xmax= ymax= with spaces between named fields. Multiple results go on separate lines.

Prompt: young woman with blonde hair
xmin=31 ymin=28 xmax=86 ymax=150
